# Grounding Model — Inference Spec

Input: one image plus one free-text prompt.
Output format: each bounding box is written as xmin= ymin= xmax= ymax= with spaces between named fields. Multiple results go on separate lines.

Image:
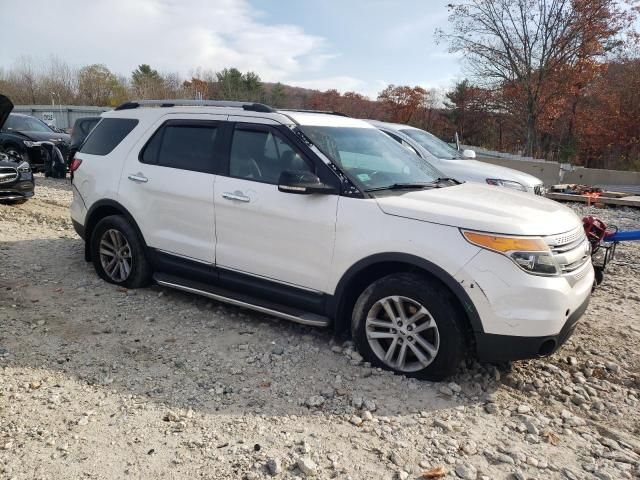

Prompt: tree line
xmin=1 ymin=0 xmax=638 ymax=170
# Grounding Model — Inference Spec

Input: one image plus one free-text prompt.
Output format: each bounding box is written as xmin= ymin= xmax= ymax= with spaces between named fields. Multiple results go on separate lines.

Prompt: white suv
xmin=70 ymin=100 xmax=594 ymax=380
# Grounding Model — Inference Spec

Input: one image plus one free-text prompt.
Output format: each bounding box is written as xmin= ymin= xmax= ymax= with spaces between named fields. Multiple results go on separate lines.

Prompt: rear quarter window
xmin=81 ymin=118 xmax=139 ymax=155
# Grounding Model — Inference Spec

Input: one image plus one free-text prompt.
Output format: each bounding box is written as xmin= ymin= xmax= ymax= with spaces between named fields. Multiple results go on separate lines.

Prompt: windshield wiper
xmin=435 ymin=177 xmax=460 ymax=184
xmin=365 ymin=182 xmax=435 ymax=192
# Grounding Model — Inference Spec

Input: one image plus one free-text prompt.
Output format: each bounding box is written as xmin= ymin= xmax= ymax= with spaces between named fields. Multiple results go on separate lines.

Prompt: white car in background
xmin=368 ymin=120 xmax=545 ymax=195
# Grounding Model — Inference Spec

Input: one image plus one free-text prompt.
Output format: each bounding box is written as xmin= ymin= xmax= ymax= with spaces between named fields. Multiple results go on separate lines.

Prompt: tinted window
xmin=400 ymin=128 xmax=463 ymax=160
xmin=81 ymin=118 xmax=139 ymax=156
xmin=141 ymin=123 xmax=218 ymax=173
xmin=229 ymin=128 xmax=311 ymax=184
xmin=381 ymin=130 xmax=419 ymax=156
xmin=80 ymin=118 xmax=100 ymax=135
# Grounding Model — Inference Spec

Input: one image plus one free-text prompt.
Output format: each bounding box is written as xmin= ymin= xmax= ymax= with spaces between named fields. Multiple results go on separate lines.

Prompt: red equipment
xmin=582 ymin=215 xmax=620 ymax=286
xmin=582 ymin=215 xmax=608 ymax=251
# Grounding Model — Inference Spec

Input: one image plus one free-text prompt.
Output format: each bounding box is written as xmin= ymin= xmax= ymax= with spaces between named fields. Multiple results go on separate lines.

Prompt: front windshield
xmin=5 ymin=114 xmax=53 ymax=133
xmin=400 ymin=128 xmax=462 ymax=160
xmin=300 ymin=126 xmax=442 ymax=191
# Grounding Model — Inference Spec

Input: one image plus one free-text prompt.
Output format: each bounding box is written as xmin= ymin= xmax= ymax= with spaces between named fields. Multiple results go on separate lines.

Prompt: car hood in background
xmin=0 ymin=95 xmax=14 ymax=130
xmin=374 ymin=182 xmax=581 ymax=236
xmin=434 ymin=158 xmax=542 ymax=189
xmin=18 ymin=131 xmax=71 ymax=143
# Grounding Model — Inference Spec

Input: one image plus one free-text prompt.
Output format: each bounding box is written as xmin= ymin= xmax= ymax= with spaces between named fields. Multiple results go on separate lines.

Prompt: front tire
xmin=351 ymin=273 xmax=466 ymax=381
xmin=90 ymin=215 xmax=152 ymax=288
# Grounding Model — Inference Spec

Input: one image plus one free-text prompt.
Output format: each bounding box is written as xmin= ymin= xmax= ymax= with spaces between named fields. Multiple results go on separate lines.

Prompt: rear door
xmin=118 ymin=114 xmax=226 ymax=264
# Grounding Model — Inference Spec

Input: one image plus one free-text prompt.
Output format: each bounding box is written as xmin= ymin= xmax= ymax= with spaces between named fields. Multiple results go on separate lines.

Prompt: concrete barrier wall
xmin=13 ymin=105 xmax=109 ymax=130
xmin=475 ymin=156 xmax=562 ymax=186
xmin=563 ymin=167 xmax=640 ymax=186
xmin=474 ymin=156 xmax=640 ymax=187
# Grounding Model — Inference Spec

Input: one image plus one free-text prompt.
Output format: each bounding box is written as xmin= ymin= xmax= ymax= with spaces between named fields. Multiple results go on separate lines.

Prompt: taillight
xmin=69 ymin=157 xmax=82 ymax=172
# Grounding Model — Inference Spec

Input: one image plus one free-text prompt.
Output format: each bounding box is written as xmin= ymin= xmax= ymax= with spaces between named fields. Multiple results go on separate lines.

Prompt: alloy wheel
xmin=99 ymin=229 xmax=133 ymax=282
xmin=365 ymin=295 xmax=440 ymax=372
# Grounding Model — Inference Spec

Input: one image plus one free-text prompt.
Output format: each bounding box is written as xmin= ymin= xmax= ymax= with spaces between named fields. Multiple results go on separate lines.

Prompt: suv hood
xmin=374 ymin=182 xmax=581 ymax=236
xmin=0 ymin=95 xmax=13 ymax=130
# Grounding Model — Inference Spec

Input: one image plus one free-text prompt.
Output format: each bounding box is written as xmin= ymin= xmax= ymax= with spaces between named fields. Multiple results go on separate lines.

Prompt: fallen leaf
xmin=421 ymin=466 xmax=447 ymax=478
xmin=544 ymin=431 xmax=559 ymax=446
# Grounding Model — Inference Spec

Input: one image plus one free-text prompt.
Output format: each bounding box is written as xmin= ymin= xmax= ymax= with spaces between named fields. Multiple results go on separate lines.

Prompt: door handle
xmin=128 ymin=173 xmax=148 ymax=183
xmin=222 ymin=192 xmax=250 ymax=202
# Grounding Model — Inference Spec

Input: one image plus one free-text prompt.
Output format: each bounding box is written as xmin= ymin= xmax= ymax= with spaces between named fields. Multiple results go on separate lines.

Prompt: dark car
xmin=0 ymin=112 xmax=70 ymax=172
xmin=0 ymin=95 xmax=35 ymax=202
xmin=68 ymin=116 xmax=101 ymax=164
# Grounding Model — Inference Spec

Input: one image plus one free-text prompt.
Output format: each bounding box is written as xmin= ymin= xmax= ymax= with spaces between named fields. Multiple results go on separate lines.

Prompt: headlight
xmin=18 ymin=161 xmax=31 ymax=173
xmin=23 ymin=140 xmax=37 ymax=148
xmin=486 ymin=178 xmax=526 ymax=191
xmin=462 ymin=230 xmax=560 ymax=276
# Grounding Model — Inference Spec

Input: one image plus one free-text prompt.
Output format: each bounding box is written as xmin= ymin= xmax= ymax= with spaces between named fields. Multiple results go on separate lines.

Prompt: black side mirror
xmin=278 ymin=170 xmax=337 ymax=195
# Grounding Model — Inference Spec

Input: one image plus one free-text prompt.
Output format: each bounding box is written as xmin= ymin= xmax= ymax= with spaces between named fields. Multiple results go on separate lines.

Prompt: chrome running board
xmin=154 ymin=275 xmax=330 ymax=328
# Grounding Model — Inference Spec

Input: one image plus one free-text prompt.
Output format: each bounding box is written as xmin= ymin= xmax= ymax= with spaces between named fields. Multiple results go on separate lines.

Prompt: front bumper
xmin=475 ymin=294 xmax=589 ymax=362
xmin=0 ymin=174 xmax=35 ymax=200
xmin=456 ymin=248 xmax=594 ymax=362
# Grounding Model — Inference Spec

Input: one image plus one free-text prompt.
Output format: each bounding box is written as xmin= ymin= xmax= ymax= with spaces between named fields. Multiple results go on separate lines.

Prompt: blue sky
xmin=0 ymin=0 xmax=464 ymax=98
xmin=251 ymin=0 xmax=464 ymax=95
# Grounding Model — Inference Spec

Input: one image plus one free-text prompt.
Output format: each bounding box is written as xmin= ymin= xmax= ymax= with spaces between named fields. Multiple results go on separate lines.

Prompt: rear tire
xmin=351 ymin=273 xmax=466 ymax=381
xmin=90 ymin=215 xmax=152 ymax=288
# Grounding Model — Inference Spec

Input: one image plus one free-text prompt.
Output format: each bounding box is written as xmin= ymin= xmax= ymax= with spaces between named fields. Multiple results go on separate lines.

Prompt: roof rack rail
xmin=114 ymin=99 xmax=276 ymax=113
xmin=278 ymin=109 xmax=349 ymax=117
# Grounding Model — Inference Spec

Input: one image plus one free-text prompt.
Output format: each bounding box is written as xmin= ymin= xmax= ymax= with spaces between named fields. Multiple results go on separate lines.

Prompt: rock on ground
xmin=0 ymin=178 xmax=639 ymax=479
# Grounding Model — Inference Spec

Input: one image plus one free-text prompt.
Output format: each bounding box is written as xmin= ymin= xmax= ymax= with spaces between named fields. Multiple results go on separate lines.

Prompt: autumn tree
xmin=183 ymin=77 xmax=211 ymax=99
xmin=77 ymin=64 xmax=123 ymax=106
xmin=377 ymin=85 xmax=430 ymax=123
xmin=10 ymin=57 xmax=39 ymax=104
xmin=439 ymin=0 xmax=636 ymax=156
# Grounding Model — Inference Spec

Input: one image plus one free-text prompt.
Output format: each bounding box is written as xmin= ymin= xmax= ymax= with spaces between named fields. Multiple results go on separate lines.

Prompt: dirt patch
xmin=1 ymin=176 xmax=639 ymax=479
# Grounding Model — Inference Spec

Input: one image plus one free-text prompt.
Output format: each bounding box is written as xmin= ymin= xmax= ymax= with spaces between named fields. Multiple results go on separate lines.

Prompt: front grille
xmin=546 ymin=226 xmax=590 ymax=275
xmin=533 ymin=184 xmax=545 ymax=196
xmin=0 ymin=166 xmax=18 ymax=184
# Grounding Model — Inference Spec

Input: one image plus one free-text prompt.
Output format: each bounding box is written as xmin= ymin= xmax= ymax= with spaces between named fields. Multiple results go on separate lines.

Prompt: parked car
xmin=0 ymin=112 xmax=70 ymax=172
xmin=68 ymin=116 xmax=101 ymax=165
xmin=0 ymin=95 xmax=35 ymax=202
xmin=368 ymin=120 xmax=545 ymax=195
xmin=70 ymin=100 xmax=593 ymax=380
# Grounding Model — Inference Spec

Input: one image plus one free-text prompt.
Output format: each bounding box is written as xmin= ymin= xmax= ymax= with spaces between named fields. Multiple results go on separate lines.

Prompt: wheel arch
xmin=0 ymin=138 xmax=26 ymax=153
xmin=84 ymin=199 xmax=147 ymax=262
xmin=329 ymin=253 xmax=484 ymax=337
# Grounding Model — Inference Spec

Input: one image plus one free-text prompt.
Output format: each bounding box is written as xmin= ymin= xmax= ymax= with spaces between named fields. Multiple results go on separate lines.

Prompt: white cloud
xmin=0 ymin=0 xmax=338 ymax=83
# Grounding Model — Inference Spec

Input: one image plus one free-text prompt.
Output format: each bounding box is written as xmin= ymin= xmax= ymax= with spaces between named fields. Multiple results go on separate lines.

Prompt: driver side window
xmin=229 ymin=126 xmax=313 ymax=184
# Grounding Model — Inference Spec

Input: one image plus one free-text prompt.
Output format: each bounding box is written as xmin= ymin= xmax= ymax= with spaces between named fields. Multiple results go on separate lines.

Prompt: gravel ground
xmin=1 ymin=176 xmax=639 ymax=480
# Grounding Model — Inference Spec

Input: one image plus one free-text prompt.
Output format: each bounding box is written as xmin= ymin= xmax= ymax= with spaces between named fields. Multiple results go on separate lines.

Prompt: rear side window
xmin=141 ymin=123 xmax=218 ymax=173
xmin=81 ymin=118 xmax=138 ymax=156
xmin=80 ymin=118 xmax=100 ymax=135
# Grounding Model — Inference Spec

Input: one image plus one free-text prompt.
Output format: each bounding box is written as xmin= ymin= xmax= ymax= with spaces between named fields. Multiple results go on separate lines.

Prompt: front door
xmin=213 ymin=120 xmax=338 ymax=291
